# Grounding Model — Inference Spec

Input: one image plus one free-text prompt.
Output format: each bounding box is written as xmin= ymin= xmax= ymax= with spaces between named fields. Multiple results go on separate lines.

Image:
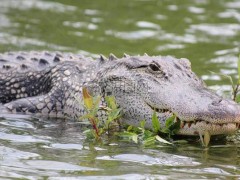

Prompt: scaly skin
xmin=0 ymin=51 xmax=239 ymax=136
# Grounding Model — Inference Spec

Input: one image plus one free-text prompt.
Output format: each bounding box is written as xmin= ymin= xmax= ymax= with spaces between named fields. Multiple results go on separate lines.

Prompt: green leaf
xmin=105 ymin=96 xmax=117 ymax=109
xmin=161 ymin=128 xmax=170 ymax=134
xmin=127 ymin=125 xmax=133 ymax=132
xmin=105 ymin=109 xmax=121 ymax=129
xmin=143 ymin=136 xmax=156 ymax=146
xmin=143 ymin=130 xmax=154 ymax=139
xmin=152 ymin=110 xmax=161 ymax=132
xmin=98 ymin=128 xmax=104 ymax=136
xmin=155 ymin=135 xmax=172 ymax=144
xmin=83 ymin=129 xmax=95 ymax=139
xmin=118 ymin=131 xmax=137 ymax=138
xmin=108 ymin=109 xmax=121 ymax=121
xmin=132 ymin=134 xmax=138 ymax=143
xmin=171 ymin=118 xmax=181 ymax=134
xmin=79 ymin=114 xmax=94 ymax=121
xmin=140 ymin=120 xmax=146 ymax=129
xmin=82 ymin=87 xmax=93 ymax=109
xmin=83 ymin=129 xmax=91 ymax=134
xmin=165 ymin=115 xmax=176 ymax=128
xmin=117 ymin=131 xmax=140 ymax=143
xmin=91 ymin=96 xmax=101 ymax=113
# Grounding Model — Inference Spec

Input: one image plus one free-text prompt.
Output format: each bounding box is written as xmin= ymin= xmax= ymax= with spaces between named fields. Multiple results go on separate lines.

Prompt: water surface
xmin=0 ymin=0 xmax=239 ymax=179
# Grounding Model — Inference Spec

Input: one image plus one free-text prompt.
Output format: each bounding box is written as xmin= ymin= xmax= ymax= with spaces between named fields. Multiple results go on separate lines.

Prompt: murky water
xmin=0 ymin=0 xmax=240 ymax=179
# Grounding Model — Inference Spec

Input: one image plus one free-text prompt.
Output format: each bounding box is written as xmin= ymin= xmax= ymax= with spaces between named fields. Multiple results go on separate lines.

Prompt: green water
xmin=0 ymin=0 xmax=240 ymax=179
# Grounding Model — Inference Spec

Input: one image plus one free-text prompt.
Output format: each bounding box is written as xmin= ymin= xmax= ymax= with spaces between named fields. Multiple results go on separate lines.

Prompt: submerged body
xmin=0 ymin=51 xmax=239 ymax=135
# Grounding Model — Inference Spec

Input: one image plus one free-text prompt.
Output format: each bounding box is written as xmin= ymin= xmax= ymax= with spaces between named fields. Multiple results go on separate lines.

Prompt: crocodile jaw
xmin=153 ymin=105 xmax=240 ymax=136
xmin=175 ymin=101 xmax=240 ymax=135
xmin=177 ymin=120 xmax=239 ymax=135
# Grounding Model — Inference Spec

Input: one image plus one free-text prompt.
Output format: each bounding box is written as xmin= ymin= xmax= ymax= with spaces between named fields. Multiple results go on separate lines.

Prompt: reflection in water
xmin=0 ymin=0 xmax=240 ymax=178
xmin=96 ymin=153 xmax=200 ymax=166
xmin=0 ymin=109 xmax=239 ymax=178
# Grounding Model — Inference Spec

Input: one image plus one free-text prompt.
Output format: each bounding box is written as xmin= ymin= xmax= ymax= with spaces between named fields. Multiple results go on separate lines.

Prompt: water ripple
xmin=105 ymin=30 xmax=158 ymax=40
xmin=218 ymin=9 xmax=240 ymax=22
xmin=63 ymin=21 xmax=98 ymax=30
xmin=0 ymin=0 xmax=77 ymax=12
xmin=188 ymin=6 xmax=205 ymax=14
xmin=189 ymin=23 xmax=240 ymax=36
xmin=96 ymin=153 xmax=200 ymax=166
xmin=0 ymin=132 xmax=50 ymax=143
xmin=136 ymin=21 xmax=160 ymax=30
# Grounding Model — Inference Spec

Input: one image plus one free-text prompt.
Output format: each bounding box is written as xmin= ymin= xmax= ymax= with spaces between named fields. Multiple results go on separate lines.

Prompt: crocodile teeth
xmin=180 ymin=120 xmax=240 ymax=130
xmin=146 ymin=102 xmax=240 ymax=130
xmin=181 ymin=121 xmax=185 ymax=128
xmin=147 ymin=103 xmax=171 ymax=113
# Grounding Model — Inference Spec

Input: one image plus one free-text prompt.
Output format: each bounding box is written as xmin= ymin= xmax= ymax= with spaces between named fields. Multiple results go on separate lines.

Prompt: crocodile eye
xmin=149 ymin=62 xmax=161 ymax=71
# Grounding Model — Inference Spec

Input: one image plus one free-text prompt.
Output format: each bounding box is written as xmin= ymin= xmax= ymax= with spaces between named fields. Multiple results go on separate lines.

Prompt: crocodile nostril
xmin=211 ymin=99 xmax=222 ymax=106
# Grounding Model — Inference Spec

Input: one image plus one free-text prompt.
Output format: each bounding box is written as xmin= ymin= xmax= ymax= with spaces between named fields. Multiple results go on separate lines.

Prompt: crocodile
xmin=0 ymin=51 xmax=239 ymax=136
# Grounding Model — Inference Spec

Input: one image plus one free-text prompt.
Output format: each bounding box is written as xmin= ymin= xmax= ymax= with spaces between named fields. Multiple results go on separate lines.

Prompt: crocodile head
xmin=97 ymin=55 xmax=240 ymax=136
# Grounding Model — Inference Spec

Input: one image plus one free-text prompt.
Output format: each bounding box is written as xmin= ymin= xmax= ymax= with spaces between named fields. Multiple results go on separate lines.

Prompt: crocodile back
xmin=0 ymin=51 xmax=89 ymax=72
xmin=0 ymin=51 xmax=94 ymax=103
